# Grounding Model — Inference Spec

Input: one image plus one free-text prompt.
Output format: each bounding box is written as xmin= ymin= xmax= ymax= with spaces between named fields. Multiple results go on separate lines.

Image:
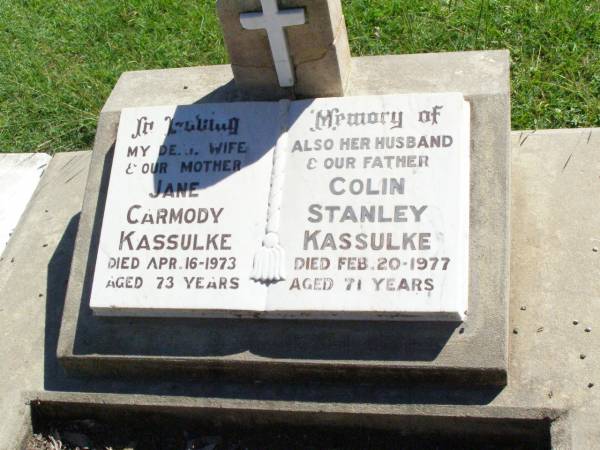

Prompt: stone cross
xmin=240 ymin=0 xmax=306 ymax=88
xmin=217 ymin=0 xmax=352 ymax=99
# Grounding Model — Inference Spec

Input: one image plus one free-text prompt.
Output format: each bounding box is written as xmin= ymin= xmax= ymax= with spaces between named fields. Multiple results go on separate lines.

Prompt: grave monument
xmin=6 ymin=0 xmax=597 ymax=447
xmin=57 ymin=0 xmax=510 ymax=384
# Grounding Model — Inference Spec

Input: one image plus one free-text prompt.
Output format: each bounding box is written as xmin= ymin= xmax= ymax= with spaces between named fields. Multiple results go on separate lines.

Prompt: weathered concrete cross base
xmin=217 ymin=0 xmax=352 ymax=99
xmin=56 ymin=50 xmax=511 ymax=385
xmin=2 ymin=128 xmax=600 ymax=448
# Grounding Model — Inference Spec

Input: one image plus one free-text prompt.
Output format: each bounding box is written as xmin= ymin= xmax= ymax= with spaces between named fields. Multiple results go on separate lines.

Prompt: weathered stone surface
xmin=57 ymin=50 xmax=510 ymax=384
xmin=507 ymin=128 xmax=600 ymax=449
xmin=0 ymin=152 xmax=90 ymax=450
xmin=0 ymin=153 xmax=51 ymax=254
xmin=217 ymin=0 xmax=351 ymax=99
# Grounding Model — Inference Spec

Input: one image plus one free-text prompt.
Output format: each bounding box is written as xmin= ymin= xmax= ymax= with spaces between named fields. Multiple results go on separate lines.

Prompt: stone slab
xmin=57 ymin=50 xmax=510 ymax=384
xmin=0 ymin=153 xmax=51 ymax=254
xmin=2 ymin=128 xmax=600 ymax=449
xmin=217 ymin=0 xmax=351 ymax=98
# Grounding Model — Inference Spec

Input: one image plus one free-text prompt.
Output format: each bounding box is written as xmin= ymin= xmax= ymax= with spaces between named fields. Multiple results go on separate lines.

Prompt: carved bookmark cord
xmin=251 ymin=100 xmax=290 ymax=282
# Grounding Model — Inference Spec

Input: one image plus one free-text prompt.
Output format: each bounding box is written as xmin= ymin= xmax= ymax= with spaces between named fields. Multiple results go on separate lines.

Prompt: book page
xmin=90 ymin=102 xmax=279 ymax=315
xmin=267 ymin=93 xmax=470 ymax=320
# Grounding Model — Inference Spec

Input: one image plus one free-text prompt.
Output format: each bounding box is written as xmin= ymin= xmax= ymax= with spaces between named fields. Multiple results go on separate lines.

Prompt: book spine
xmin=251 ymin=99 xmax=290 ymax=282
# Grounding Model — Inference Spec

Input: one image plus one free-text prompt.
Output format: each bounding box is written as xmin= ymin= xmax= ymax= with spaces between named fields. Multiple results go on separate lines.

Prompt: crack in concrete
xmin=293 ymin=15 xmax=346 ymax=69
xmin=561 ymin=153 xmax=573 ymax=172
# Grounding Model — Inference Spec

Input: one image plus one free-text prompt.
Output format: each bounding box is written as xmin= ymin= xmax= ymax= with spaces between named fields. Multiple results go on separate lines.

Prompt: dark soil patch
xmin=24 ymin=419 xmax=548 ymax=450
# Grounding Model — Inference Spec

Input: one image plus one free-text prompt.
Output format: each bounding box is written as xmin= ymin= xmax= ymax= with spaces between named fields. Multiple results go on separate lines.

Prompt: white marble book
xmin=90 ymin=93 xmax=470 ymax=321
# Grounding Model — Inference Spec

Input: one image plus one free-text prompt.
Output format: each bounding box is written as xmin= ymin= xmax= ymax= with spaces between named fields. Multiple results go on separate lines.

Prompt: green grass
xmin=0 ymin=0 xmax=598 ymax=153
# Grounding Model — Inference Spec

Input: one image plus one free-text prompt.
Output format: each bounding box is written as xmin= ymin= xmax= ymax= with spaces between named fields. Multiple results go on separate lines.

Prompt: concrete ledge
xmin=58 ymin=51 xmax=510 ymax=385
xmin=102 ymin=50 xmax=509 ymax=113
xmin=23 ymin=391 xmax=569 ymax=449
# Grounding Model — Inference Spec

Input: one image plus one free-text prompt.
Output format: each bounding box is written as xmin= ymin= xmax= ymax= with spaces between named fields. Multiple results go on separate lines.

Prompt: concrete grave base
xmin=56 ymin=50 xmax=511 ymax=385
xmin=1 ymin=128 xmax=600 ymax=448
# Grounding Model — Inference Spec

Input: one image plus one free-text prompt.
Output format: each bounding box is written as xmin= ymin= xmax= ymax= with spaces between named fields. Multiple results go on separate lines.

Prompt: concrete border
xmin=22 ymin=391 xmax=569 ymax=449
xmin=57 ymin=51 xmax=510 ymax=385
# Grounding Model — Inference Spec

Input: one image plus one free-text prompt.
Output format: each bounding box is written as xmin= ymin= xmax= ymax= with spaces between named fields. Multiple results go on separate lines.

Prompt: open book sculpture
xmin=90 ymin=93 xmax=470 ymax=321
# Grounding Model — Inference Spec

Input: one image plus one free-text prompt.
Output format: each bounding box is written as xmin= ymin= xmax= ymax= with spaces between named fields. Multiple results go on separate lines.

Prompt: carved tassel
xmin=251 ymin=100 xmax=290 ymax=282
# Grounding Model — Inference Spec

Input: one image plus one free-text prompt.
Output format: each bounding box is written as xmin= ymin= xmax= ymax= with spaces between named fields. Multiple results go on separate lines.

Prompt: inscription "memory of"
xmin=309 ymin=108 xmax=403 ymax=132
